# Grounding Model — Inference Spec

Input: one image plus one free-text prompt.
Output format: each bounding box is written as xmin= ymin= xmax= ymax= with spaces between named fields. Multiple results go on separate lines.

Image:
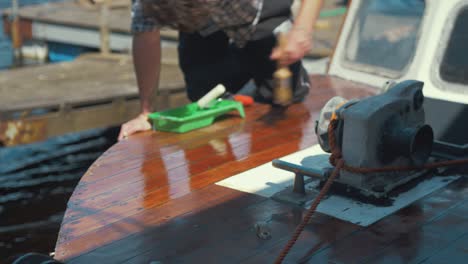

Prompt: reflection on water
xmin=0 ymin=126 xmax=119 ymax=261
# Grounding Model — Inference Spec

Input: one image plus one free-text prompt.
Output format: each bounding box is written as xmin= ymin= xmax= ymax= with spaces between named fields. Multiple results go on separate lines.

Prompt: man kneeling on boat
xmin=118 ymin=0 xmax=324 ymax=140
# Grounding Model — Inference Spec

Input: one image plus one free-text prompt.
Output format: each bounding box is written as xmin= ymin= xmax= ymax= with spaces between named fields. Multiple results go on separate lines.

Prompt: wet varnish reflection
xmin=54 ymin=76 xmax=467 ymax=263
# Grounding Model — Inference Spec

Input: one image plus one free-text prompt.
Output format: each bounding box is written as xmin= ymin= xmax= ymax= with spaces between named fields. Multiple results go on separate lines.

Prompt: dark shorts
xmin=178 ymin=0 xmax=310 ymax=104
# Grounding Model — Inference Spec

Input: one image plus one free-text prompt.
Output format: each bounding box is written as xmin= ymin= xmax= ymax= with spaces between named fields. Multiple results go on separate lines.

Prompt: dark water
xmin=0 ymin=0 xmax=68 ymax=69
xmin=0 ymin=1 xmax=119 ymax=262
xmin=0 ymin=127 xmax=119 ymax=262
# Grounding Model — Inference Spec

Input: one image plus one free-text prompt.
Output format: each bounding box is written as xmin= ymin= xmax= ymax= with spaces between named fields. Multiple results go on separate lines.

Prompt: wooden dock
xmin=0 ymin=0 xmax=348 ymax=146
xmin=0 ymin=50 xmax=187 ymax=146
xmin=1 ymin=0 xmax=177 ymax=52
xmin=1 ymin=0 xmax=345 ymax=57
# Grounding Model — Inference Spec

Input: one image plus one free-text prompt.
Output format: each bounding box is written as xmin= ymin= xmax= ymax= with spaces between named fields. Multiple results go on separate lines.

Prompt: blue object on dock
xmin=0 ymin=19 xmax=13 ymax=69
xmin=47 ymin=41 xmax=93 ymax=62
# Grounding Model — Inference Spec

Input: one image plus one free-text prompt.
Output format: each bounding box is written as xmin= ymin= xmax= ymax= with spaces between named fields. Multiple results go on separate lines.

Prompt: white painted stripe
xmin=216 ymin=145 xmax=326 ymax=197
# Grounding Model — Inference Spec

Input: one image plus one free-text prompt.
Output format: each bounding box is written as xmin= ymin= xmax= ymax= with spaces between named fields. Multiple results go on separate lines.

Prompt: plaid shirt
xmin=131 ymin=0 xmax=263 ymax=47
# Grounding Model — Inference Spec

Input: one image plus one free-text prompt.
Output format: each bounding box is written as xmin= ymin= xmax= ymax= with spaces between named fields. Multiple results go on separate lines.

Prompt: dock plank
xmin=0 ymin=51 xmax=187 ymax=145
xmin=0 ymin=53 xmax=184 ymax=113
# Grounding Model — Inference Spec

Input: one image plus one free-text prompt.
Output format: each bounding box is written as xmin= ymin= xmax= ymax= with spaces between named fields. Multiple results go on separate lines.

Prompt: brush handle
xmin=276 ymin=33 xmax=288 ymax=67
xmin=197 ymin=84 xmax=226 ymax=109
xmin=278 ymin=33 xmax=287 ymax=51
xmin=274 ymin=33 xmax=293 ymax=106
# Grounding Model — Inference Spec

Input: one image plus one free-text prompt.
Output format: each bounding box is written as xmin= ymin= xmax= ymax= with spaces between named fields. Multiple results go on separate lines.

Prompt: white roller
xmin=197 ymin=84 xmax=226 ymax=109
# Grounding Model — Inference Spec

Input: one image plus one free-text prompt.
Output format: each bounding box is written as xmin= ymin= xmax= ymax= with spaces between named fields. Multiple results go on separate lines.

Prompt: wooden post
xmin=98 ymin=0 xmax=111 ymax=55
xmin=11 ymin=0 xmax=23 ymax=66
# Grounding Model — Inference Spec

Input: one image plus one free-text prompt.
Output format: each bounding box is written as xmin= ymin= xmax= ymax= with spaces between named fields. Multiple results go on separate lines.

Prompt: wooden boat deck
xmin=54 ymin=75 xmax=468 ymax=263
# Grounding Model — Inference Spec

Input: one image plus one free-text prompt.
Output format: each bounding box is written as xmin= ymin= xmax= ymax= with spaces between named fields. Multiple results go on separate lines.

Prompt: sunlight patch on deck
xmin=216 ymin=144 xmax=460 ymax=226
xmin=217 ymin=145 xmax=326 ymax=197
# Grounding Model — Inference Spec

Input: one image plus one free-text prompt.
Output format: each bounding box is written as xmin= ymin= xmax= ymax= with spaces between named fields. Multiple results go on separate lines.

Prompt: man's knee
xmin=183 ymin=64 xmax=251 ymax=102
xmin=181 ymin=63 xmax=221 ymax=102
xmin=186 ymin=81 xmax=212 ymax=102
xmin=290 ymin=62 xmax=310 ymax=103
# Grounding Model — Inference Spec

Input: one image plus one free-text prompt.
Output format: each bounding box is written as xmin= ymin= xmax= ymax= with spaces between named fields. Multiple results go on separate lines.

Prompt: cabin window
xmin=439 ymin=7 xmax=468 ymax=85
xmin=343 ymin=0 xmax=425 ymax=77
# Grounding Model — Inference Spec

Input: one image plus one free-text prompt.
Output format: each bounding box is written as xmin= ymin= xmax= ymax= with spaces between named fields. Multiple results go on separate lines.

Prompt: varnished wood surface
xmin=55 ymin=75 xmax=468 ymax=263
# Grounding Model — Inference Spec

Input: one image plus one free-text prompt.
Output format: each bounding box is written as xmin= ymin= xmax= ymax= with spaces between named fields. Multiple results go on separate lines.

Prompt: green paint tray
xmin=148 ymin=100 xmax=245 ymax=133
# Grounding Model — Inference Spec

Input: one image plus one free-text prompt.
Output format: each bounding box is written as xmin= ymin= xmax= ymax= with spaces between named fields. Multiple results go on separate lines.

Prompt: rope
xmin=274 ymin=119 xmax=468 ymax=263
xmin=274 ymin=159 xmax=343 ymax=264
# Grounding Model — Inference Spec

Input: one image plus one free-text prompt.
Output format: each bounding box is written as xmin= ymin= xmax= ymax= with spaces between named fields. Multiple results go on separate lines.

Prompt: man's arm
xmin=271 ymin=0 xmax=324 ymax=65
xmin=117 ymin=30 xmax=161 ymax=140
xmin=134 ymin=30 xmax=161 ymax=115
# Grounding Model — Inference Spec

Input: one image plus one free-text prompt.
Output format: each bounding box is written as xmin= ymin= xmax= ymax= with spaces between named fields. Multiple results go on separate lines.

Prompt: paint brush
xmin=273 ymin=33 xmax=293 ymax=106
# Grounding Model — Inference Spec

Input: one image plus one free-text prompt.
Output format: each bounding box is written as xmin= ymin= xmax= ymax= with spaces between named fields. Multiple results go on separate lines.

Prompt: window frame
xmin=340 ymin=0 xmax=427 ymax=79
xmin=431 ymin=0 xmax=468 ymax=95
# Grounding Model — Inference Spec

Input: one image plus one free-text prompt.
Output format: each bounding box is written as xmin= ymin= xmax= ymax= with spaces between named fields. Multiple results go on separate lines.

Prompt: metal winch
xmin=273 ymin=80 xmax=435 ymax=199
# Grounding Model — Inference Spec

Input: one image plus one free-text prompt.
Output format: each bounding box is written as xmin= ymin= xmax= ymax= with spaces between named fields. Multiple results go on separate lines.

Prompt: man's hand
xmin=119 ymin=31 xmax=161 ymax=141
xmin=271 ymin=0 xmax=322 ymax=65
xmin=270 ymin=28 xmax=313 ymax=66
xmin=118 ymin=113 xmax=152 ymax=141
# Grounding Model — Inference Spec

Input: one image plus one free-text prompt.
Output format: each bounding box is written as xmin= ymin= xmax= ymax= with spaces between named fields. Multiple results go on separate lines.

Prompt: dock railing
xmin=95 ymin=0 xmax=111 ymax=54
xmin=10 ymin=0 xmax=23 ymax=66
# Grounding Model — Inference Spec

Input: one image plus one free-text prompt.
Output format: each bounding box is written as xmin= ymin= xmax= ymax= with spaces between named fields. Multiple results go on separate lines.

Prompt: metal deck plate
xmin=298 ymin=175 xmax=458 ymax=226
xmin=216 ymin=144 xmax=460 ymax=226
